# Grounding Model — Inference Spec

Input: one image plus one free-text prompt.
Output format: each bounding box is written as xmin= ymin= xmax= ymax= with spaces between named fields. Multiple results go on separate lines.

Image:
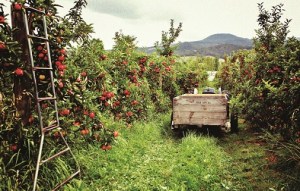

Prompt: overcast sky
xmin=3 ymin=0 xmax=300 ymax=49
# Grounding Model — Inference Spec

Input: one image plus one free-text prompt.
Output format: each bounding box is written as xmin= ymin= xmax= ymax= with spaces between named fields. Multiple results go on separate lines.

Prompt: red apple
xmin=15 ymin=68 xmax=24 ymax=76
xmin=0 ymin=42 xmax=6 ymax=50
xmin=100 ymin=54 xmax=107 ymax=60
xmin=73 ymin=121 xmax=80 ymax=126
xmin=58 ymin=55 xmax=65 ymax=61
xmin=58 ymin=64 xmax=66 ymax=71
xmin=106 ymin=92 xmax=114 ymax=99
xmin=113 ymin=131 xmax=119 ymax=137
xmin=60 ymin=49 xmax=67 ymax=55
xmin=55 ymin=61 xmax=62 ymax=66
xmin=38 ymin=53 xmax=44 ymax=58
xmin=58 ymin=81 xmax=64 ymax=88
xmin=81 ymin=71 xmax=87 ymax=77
xmin=14 ymin=3 xmax=22 ymax=10
xmin=28 ymin=115 xmax=34 ymax=123
xmin=10 ymin=144 xmax=18 ymax=151
xmin=131 ymin=100 xmax=139 ymax=106
xmin=37 ymin=45 xmax=43 ymax=51
xmin=126 ymin=111 xmax=133 ymax=117
xmin=0 ymin=16 xmax=5 ymax=23
xmin=89 ymin=112 xmax=95 ymax=119
xmin=60 ymin=109 xmax=70 ymax=116
xmin=123 ymin=90 xmax=130 ymax=96
xmin=80 ymin=129 xmax=89 ymax=135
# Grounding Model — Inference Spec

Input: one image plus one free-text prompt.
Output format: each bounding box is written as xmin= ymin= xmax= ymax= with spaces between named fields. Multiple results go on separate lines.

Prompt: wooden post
xmin=11 ymin=5 xmax=32 ymax=125
xmin=159 ymin=72 xmax=162 ymax=90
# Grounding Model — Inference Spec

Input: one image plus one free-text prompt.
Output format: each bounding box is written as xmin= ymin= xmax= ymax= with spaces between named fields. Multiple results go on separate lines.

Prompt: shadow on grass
xmin=161 ymin=111 xmax=239 ymax=140
xmin=161 ymin=115 xmax=227 ymax=140
xmin=172 ymin=125 xmax=226 ymax=139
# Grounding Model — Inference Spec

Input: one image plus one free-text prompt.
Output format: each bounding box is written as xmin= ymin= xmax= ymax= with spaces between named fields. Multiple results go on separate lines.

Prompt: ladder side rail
xmin=42 ymin=14 xmax=60 ymax=127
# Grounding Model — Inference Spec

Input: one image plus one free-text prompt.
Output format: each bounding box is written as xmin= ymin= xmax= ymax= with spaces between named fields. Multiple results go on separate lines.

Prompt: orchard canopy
xmin=0 ymin=1 xmax=300 ymax=191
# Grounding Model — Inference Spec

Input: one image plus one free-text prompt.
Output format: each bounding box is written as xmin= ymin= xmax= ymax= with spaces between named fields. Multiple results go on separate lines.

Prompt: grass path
xmin=218 ymin=125 xmax=287 ymax=190
xmin=65 ymin=114 xmax=287 ymax=191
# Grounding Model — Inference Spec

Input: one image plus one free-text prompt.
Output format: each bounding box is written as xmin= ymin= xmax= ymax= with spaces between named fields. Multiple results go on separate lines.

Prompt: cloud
xmin=86 ymin=0 xmax=141 ymax=19
xmin=140 ymin=1 xmax=183 ymax=21
xmin=65 ymin=0 xmax=183 ymax=21
xmin=56 ymin=0 xmax=300 ymax=49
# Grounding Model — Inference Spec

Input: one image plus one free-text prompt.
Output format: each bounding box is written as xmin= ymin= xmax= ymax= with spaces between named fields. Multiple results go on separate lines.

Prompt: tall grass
xmin=65 ymin=113 xmax=236 ymax=190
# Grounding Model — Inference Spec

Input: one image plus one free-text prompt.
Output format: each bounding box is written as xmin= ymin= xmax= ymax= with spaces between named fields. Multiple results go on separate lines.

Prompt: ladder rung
xmin=52 ymin=170 xmax=80 ymax=191
xmin=37 ymin=97 xmax=56 ymax=102
xmin=28 ymin=34 xmax=48 ymax=41
xmin=43 ymin=125 xmax=60 ymax=133
xmin=25 ymin=6 xmax=45 ymax=14
xmin=40 ymin=147 xmax=70 ymax=165
xmin=33 ymin=66 xmax=53 ymax=70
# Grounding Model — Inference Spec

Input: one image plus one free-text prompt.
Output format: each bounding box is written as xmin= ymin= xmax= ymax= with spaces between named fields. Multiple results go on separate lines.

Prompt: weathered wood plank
xmin=177 ymin=94 xmax=227 ymax=97
xmin=173 ymin=111 xmax=227 ymax=119
xmin=173 ymin=117 xmax=226 ymax=126
xmin=173 ymin=94 xmax=227 ymax=105
xmin=172 ymin=94 xmax=228 ymax=126
xmin=173 ymin=105 xmax=226 ymax=112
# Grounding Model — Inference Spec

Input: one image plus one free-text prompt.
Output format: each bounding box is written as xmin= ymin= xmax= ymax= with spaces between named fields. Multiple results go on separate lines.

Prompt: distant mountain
xmin=141 ymin=33 xmax=253 ymax=58
xmin=200 ymin=33 xmax=252 ymax=47
xmin=177 ymin=44 xmax=251 ymax=57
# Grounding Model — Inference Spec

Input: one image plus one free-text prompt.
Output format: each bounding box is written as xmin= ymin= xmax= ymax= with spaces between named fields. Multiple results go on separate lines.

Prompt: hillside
xmin=200 ymin=33 xmax=252 ymax=46
xmin=141 ymin=33 xmax=253 ymax=57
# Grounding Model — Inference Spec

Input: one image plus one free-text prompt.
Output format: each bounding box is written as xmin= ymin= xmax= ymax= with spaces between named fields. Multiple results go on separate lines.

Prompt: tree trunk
xmin=11 ymin=5 xmax=32 ymax=125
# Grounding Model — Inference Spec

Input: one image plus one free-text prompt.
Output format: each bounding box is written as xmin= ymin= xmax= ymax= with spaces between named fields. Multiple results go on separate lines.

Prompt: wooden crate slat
xmin=172 ymin=94 xmax=229 ymax=126
xmin=173 ymin=118 xmax=226 ymax=126
xmin=173 ymin=111 xmax=227 ymax=119
xmin=173 ymin=105 xmax=226 ymax=112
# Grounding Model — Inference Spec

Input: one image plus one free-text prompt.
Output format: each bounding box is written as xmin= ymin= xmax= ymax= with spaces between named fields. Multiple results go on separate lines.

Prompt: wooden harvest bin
xmin=171 ymin=94 xmax=230 ymax=130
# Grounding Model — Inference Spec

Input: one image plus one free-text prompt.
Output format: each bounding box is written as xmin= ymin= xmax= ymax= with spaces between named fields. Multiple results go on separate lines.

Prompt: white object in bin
xmin=193 ymin=88 xmax=198 ymax=94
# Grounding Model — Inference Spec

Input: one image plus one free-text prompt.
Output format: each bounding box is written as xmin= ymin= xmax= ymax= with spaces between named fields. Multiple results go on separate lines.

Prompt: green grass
xmin=218 ymin=122 xmax=289 ymax=191
xmin=64 ymin=114 xmax=286 ymax=191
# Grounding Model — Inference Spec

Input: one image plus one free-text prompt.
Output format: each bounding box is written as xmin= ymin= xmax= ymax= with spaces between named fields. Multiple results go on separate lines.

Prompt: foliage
xmin=201 ymin=56 xmax=220 ymax=71
xmin=0 ymin=1 xmax=209 ymax=190
xmin=217 ymin=3 xmax=300 ymax=139
xmin=250 ymin=3 xmax=299 ymax=138
xmin=64 ymin=0 xmax=93 ymax=43
xmin=155 ymin=19 xmax=182 ymax=57
xmin=216 ymin=3 xmax=300 ymax=182
xmin=0 ymin=1 xmax=100 ymax=190
xmin=0 ymin=2 xmax=36 ymax=190
xmin=216 ymin=50 xmax=255 ymax=95
xmin=176 ymin=56 xmax=209 ymax=93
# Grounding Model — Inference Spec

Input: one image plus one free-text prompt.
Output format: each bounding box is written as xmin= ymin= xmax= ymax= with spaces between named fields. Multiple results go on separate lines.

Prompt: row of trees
xmin=218 ymin=3 xmax=299 ymax=140
xmin=0 ymin=1 xmax=209 ymax=190
xmin=216 ymin=3 xmax=300 ymax=186
xmin=2 ymin=1 xmax=298 ymax=189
